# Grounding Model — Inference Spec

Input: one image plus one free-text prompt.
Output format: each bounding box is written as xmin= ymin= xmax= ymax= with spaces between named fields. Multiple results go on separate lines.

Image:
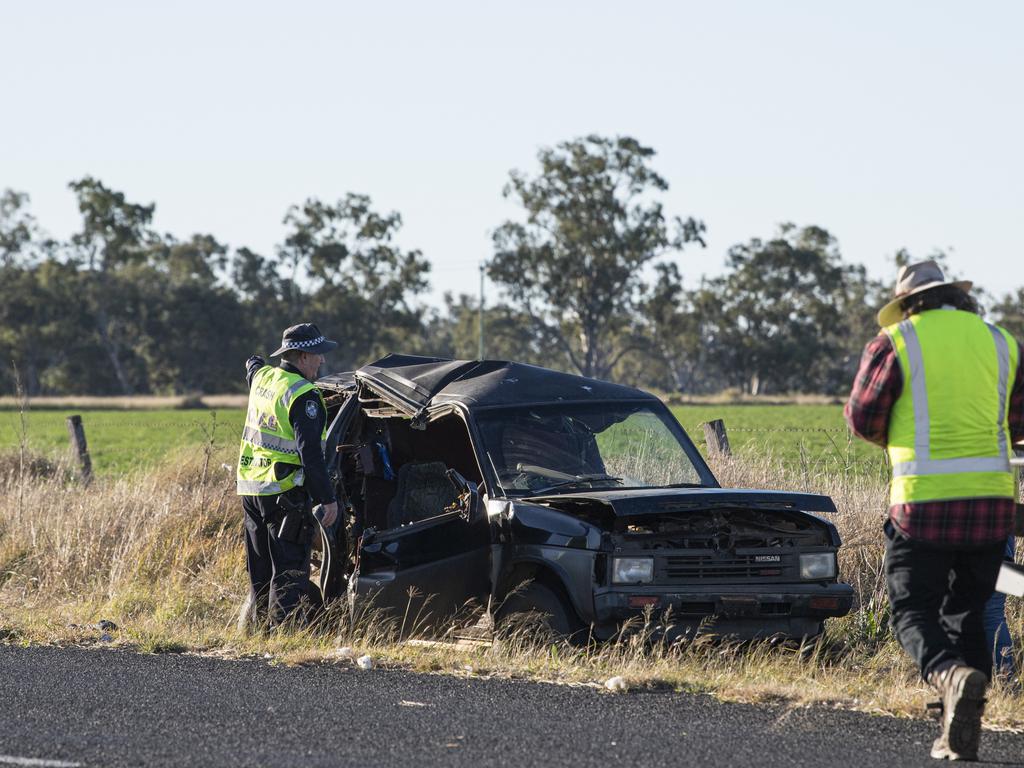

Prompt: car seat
xmin=386 ymin=461 xmax=458 ymax=529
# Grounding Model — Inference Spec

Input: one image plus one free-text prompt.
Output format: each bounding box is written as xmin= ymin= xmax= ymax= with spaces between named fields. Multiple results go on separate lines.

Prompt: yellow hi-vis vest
xmin=884 ymin=309 xmax=1019 ymax=505
xmin=236 ymin=365 xmax=327 ymax=496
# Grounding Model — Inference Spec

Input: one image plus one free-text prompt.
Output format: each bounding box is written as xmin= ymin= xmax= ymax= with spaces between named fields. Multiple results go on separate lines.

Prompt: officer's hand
xmin=319 ymin=502 xmax=338 ymax=527
xmin=247 ymin=354 xmax=266 ymax=367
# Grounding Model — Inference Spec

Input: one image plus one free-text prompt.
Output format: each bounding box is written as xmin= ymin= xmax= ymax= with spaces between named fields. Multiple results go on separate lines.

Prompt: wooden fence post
xmin=702 ymin=419 xmax=732 ymax=458
xmin=66 ymin=414 xmax=92 ymax=484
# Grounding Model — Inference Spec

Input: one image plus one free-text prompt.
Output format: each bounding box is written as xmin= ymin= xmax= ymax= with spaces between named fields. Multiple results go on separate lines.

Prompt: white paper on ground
xmin=995 ymin=562 xmax=1024 ymax=597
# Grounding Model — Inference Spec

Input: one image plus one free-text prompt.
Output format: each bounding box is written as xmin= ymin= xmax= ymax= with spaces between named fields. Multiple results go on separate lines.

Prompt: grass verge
xmin=0 ymin=448 xmax=1020 ymax=729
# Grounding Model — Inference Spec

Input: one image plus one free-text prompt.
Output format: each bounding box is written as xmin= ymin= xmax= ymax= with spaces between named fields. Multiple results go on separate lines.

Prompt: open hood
xmin=527 ymin=487 xmax=838 ymax=517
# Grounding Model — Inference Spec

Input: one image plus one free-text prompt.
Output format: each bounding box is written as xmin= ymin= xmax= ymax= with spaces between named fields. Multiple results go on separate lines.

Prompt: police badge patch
xmin=305 ymin=400 xmax=319 ymax=419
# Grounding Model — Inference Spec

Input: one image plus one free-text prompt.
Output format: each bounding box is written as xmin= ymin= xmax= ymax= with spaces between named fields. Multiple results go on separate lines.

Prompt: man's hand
xmin=318 ymin=501 xmax=338 ymax=527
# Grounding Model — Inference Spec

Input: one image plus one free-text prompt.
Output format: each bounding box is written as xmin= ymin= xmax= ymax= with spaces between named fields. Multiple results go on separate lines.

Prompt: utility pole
xmin=478 ymin=262 xmax=486 ymax=360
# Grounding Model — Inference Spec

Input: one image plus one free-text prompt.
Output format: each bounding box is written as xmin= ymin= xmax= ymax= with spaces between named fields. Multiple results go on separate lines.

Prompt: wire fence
xmin=3 ymin=411 xmax=1016 ymax=479
xmin=724 ymin=426 xmax=850 ymax=433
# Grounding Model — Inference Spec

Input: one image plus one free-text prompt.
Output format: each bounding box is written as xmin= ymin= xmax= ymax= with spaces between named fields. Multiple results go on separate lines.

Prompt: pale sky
xmin=2 ymin=1 xmax=1022 ymax=306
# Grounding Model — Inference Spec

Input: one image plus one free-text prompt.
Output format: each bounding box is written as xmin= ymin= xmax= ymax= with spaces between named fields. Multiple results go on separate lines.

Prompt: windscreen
xmin=474 ymin=402 xmax=706 ymax=497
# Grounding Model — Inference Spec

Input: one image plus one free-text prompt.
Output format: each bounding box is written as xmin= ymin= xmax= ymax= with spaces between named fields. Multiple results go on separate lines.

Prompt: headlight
xmin=800 ymin=552 xmax=837 ymax=580
xmin=612 ymin=556 xmax=654 ymax=584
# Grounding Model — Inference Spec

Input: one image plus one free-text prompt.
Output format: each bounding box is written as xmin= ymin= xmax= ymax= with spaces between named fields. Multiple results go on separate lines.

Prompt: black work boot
xmin=928 ymin=664 xmax=987 ymax=761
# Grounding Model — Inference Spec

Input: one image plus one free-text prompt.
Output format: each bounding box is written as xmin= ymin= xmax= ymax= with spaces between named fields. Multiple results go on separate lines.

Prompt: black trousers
xmin=242 ymin=493 xmax=314 ymax=627
xmin=884 ymin=521 xmax=1005 ymax=681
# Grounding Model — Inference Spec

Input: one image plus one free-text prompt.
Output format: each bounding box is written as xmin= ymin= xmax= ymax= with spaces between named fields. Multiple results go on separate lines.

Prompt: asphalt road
xmin=0 ymin=645 xmax=1021 ymax=767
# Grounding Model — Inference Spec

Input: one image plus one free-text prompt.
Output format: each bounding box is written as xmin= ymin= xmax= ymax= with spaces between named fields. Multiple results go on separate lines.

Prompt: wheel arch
xmin=495 ymin=555 xmax=591 ymax=625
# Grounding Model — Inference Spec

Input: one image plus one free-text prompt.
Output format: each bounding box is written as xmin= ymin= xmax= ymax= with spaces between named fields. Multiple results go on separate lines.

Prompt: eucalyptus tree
xmin=490 ymin=135 xmax=705 ymax=379
xmin=278 ymin=194 xmax=432 ymax=371
xmin=699 ymin=225 xmax=881 ymax=395
xmin=67 ymin=177 xmax=157 ymax=394
xmin=992 ymin=288 xmax=1024 ymax=342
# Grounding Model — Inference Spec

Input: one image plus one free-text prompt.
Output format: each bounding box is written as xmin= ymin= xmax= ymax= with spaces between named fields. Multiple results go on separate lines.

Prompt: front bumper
xmin=593 ymin=582 xmax=854 ymax=639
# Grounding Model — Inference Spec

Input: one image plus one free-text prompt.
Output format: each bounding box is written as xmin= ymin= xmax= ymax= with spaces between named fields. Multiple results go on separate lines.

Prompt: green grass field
xmin=673 ymin=404 xmax=887 ymax=474
xmin=0 ymin=402 xmax=887 ymax=477
xmin=0 ymin=409 xmax=245 ymax=474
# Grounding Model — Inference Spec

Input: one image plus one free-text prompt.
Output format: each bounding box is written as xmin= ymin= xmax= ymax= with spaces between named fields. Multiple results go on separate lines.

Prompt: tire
xmin=797 ymin=622 xmax=826 ymax=657
xmin=495 ymin=582 xmax=587 ymax=645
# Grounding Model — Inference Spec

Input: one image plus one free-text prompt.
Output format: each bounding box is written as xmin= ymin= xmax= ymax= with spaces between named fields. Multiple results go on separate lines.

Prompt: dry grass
xmin=658 ymin=391 xmax=845 ymax=406
xmin=0 ymin=446 xmax=1021 ymax=729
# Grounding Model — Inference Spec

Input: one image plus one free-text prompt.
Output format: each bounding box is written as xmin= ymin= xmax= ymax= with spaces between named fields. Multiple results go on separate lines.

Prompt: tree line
xmin=2 ymin=135 xmax=1022 ymax=397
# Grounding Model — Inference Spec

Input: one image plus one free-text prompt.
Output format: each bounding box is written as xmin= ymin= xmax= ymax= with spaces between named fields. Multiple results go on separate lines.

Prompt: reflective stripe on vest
xmin=884 ymin=310 xmax=1018 ymax=504
xmin=236 ymin=479 xmax=283 ymax=494
xmin=236 ymin=469 xmax=305 ymax=496
xmin=241 ymin=425 xmax=298 ymax=455
xmin=991 ymin=324 xmax=1011 ymax=461
xmin=281 ymin=378 xmax=312 ymax=410
xmin=240 ymin=425 xmax=328 ymax=460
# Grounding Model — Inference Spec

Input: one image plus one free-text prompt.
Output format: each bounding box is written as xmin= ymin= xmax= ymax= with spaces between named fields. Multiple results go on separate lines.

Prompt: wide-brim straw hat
xmin=877 ymin=259 xmax=973 ymax=327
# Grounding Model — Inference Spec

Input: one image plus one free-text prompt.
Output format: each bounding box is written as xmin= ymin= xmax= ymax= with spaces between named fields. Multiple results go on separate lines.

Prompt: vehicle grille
xmin=655 ymin=553 xmax=797 ymax=584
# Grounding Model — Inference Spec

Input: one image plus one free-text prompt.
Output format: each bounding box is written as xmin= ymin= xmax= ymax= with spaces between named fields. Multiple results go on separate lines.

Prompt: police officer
xmin=846 ymin=261 xmax=1023 ymax=760
xmin=237 ymin=323 xmax=339 ymax=629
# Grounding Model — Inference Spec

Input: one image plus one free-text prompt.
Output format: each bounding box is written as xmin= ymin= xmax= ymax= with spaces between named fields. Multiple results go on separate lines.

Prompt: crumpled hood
xmin=526 ymin=487 xmax=837 ymax=517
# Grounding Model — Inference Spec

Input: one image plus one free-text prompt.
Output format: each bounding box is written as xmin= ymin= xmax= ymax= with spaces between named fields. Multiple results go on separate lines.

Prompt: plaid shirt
xmin=845 ymin=330 xmax=1024 ymax=546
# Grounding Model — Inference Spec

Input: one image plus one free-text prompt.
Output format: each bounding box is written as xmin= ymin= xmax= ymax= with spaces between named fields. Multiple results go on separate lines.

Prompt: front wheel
xmin=495 ymin=582 xmax=588 ymax=645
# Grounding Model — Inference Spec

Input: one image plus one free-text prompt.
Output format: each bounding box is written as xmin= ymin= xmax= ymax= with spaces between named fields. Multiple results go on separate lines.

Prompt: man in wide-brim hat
xmin=236 ymin=323 xmax=340 ymax=629
xmin=846 ymin=260 xmax=1024 ymax=760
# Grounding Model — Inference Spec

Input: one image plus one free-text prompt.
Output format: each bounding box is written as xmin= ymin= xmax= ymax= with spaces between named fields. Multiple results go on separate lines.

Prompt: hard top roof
xmin=318 ymin=353 xmax=657 ymax=412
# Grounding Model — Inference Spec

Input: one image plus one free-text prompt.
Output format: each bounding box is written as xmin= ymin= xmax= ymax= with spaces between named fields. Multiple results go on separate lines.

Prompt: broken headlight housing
xmin=799 ymin=552 xmax=837 ymax=580
xmin=612 ymin=556 xmax=654 ymax=584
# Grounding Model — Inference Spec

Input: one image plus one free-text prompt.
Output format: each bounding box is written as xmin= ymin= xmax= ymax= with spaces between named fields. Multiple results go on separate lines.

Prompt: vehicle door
xmin=311 ymin=375 xmax=359 ymax=603
xmin=351 ymin=471 xmax=491 ymax=631
xmin=347 ymin=357 xmax=496 ymax=630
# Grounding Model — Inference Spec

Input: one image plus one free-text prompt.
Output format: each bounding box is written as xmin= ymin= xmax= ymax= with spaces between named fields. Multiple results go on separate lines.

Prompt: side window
xmin=596 ymin=412 xmax=701 ymax=487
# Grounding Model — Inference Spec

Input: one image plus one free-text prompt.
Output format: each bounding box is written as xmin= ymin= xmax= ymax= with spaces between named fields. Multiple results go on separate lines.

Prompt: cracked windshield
xmin=476 ymin=403 xmax=704 ymax=496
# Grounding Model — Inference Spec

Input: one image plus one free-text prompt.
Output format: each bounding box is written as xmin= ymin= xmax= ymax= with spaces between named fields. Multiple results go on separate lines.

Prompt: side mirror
xmin=446 ymin=469 xmax=481 ymax=522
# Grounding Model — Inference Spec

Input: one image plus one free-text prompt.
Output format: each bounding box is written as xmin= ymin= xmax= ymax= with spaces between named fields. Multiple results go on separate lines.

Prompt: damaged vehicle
xmin=312 ymin=354 xmax=853 ymax=641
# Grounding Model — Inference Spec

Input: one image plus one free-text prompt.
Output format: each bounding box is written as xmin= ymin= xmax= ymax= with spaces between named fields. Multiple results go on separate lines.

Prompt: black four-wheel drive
xmin=312 ymin=354 xmax=853 ymax=641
